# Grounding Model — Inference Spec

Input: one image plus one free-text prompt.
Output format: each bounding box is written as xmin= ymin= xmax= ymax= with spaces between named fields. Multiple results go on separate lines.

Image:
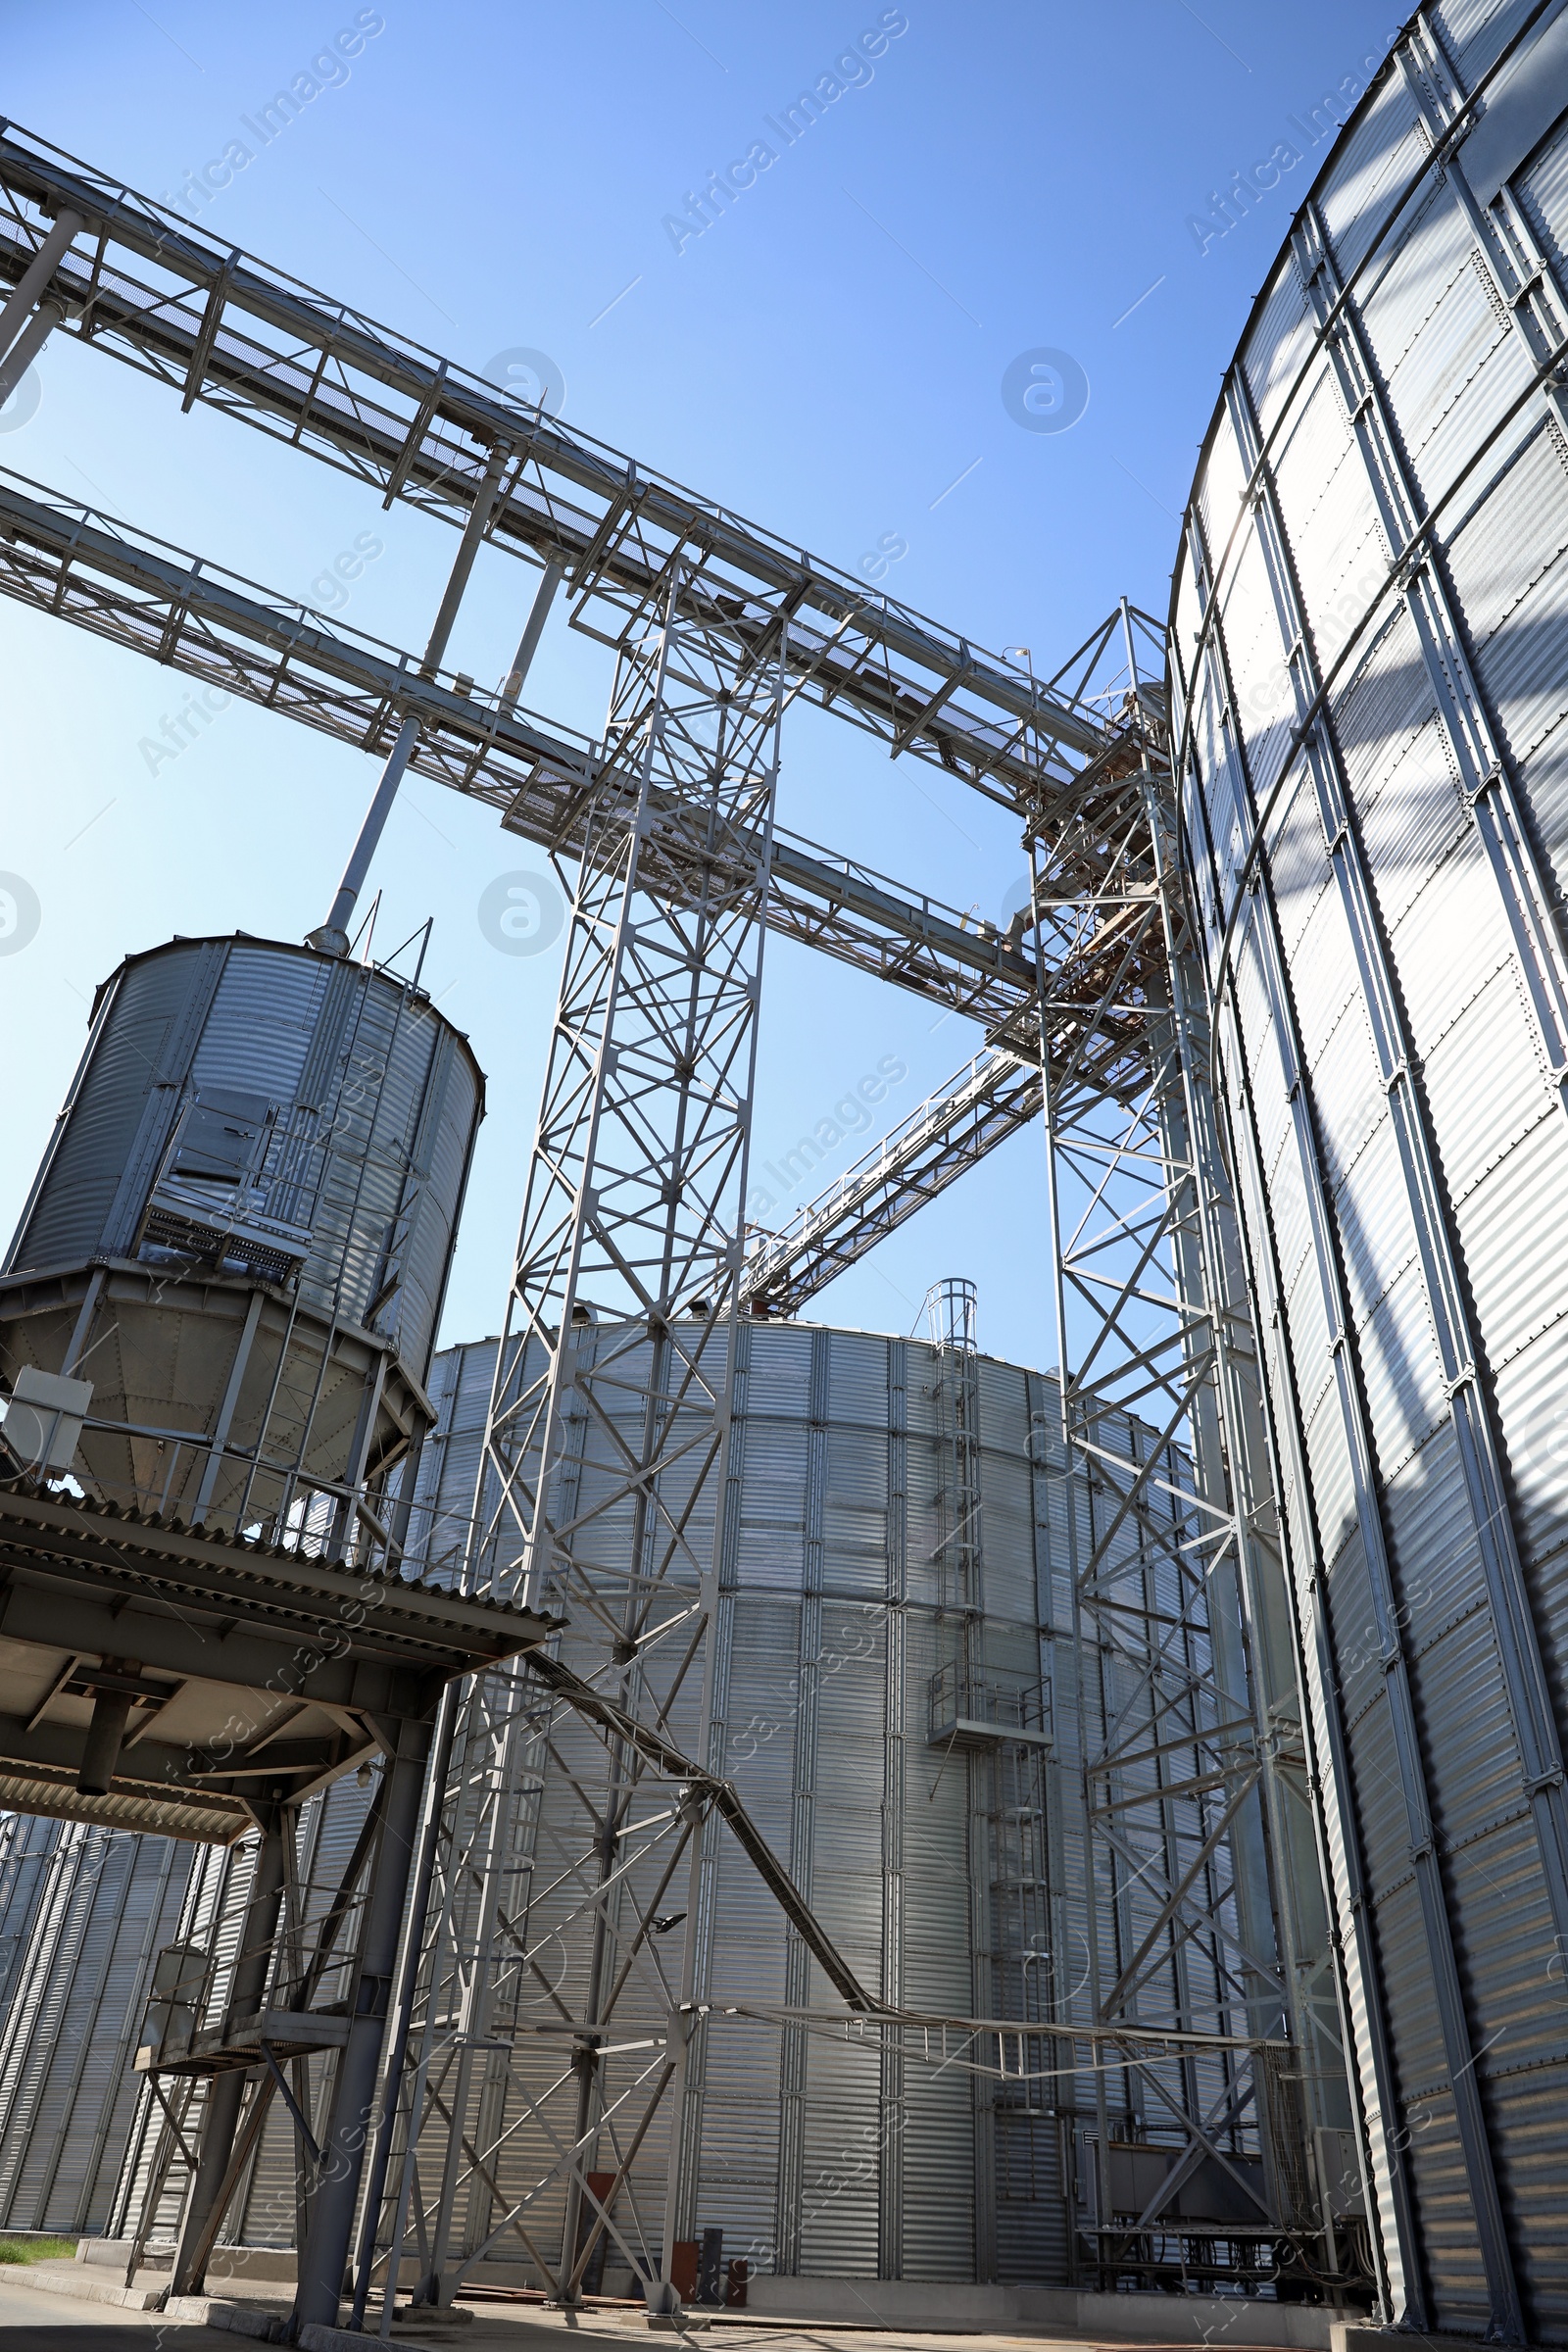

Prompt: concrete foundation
xmin=742 ymin=2276 xmax=1344 ymax=2344
xmin=71 ymin=2235 xmax=1368 ymax=2346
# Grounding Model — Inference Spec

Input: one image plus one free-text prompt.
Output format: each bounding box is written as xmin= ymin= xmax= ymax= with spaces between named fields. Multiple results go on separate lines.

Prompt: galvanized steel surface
xmin=0 ymin=934 xmax=482 ymax=1536
xmin=1172 ymin=2 xmax=1568 ymax=2333
xmin=398 ymin=1323 xmax=1233 ymax=2290
xmin=0 ymin=1814 xmax=193 ymax=2232
xmin=6 ymin=933 xmax=481 ymax=1374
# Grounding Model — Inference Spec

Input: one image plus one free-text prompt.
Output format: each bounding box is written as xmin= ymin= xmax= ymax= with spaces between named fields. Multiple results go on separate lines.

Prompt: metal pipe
xmin=0 ymin=296 xmax=63 ymax=409
xmin=0 ymin=209 xmax=81 ymax=363
xmin=307 ymin=714 xmax=419 ymax=956
xmin=308 ymin=440 xmax=513 ymax=956
xmin=419 ymin=440 xmax=512 ymax=680
xmin=171 ymin=1803 xmax=289 ymax=2296
xmin=293 ymin=1710 xmax=434 ymax=2333
xmin=500 ymin=556 xmax=564 ymax=710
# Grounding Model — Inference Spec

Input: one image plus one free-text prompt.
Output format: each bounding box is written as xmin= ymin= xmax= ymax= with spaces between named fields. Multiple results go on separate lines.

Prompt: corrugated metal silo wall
xmin=405 ymin=1325 xmax=1225 ymax=2290
xmin=5 ymin=936 xmax=481 ymax=1386
xmin=1170 ymin=3 xmax=1568 ymax=2334
xmin=0 ymin=1817 xmax=193 ymax=2232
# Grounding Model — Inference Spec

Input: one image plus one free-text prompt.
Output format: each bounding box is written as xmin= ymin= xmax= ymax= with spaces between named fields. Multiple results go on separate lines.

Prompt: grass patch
xmin=0 ymin=2236 xmax=76 ymax=2264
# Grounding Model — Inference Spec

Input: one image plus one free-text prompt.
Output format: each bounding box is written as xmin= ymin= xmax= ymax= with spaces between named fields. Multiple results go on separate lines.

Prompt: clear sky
xmin=0 ymin=0 xmax=1400 ymax=1374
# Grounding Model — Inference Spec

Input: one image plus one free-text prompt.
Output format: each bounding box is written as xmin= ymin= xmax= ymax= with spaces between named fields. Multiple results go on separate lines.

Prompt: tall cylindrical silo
xmin=1 ymin=933 xmax=483 ymax=1549
xmin=395 ymin=1316 xmax=1265 ymax=2297
xmin=1171 ymin=5 xmax=1568 ymax=2334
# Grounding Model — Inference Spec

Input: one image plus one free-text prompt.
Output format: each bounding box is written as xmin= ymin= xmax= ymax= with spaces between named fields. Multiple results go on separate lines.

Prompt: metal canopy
xmin=0 ymin=1476 xmax=554 ymax=1839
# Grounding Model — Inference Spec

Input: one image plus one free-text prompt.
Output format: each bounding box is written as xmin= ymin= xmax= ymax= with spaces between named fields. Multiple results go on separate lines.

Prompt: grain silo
xmin=0 ymin=925 xmax=511 ymax=2325
xmin=1 ymin=932 xmax=482 ymax=1550
xmin=0 ymin=1815 xmax=193 ymax=2235
xmin=1170 ymin=3 xmax=1568 ymax=2334
xmin=383 ymin=1310 xmax=1277 ymax=2300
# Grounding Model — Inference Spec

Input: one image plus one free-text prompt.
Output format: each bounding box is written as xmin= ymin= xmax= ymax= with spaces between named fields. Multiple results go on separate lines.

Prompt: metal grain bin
xmin=1170 ymin=5 xmax=1568 ymax=2333
xmin=1 ymin=935 xmax=483 ymax=1546
xmin=396 ymin=1319 xmax=1244 ymax=2292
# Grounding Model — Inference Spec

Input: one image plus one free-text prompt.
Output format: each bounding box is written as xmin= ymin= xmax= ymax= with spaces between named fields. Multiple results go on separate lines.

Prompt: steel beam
xmin=0 ymin=124 xmax=1105 ymax=801
xmin=294 ymin=1714 xmax=434 ymax=2331
xmin=370 ymin=558 xmax=799 ymax=2320
xmin=1027 ymin=611 xmax=1321 ymax=2278
xmin=740 ymin=1049 xmax=1042 ymax=1316
xmin=0 ymin=470 xmax=1041 ymax=1031
xmin=0 ymin=114 xmax=1357 ymax=2296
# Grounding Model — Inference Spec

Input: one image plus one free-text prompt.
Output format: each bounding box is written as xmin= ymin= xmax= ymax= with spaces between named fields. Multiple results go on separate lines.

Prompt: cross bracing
xmin=741 ymin=1049 xmax=1043 ymax=1317
xmin=0 ymin=132 xmax=1366 ymax=2319
xmin=0 ymin=470 xmax=1043 ymax=1034
xmin=0 ymin=122 xmax=1106 ymax=802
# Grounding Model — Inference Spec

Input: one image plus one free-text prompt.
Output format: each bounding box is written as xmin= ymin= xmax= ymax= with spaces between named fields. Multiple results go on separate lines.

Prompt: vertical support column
xmin=433 ymin=560 xmax=790 ymax=2316
xmin=293 ymin=1711 xmax=434 ymax=2334
xmin=171 ymin=1804 xmax=288 ymax=2297
xmin=1025 ymin=615 xmax=1318 ymax=2283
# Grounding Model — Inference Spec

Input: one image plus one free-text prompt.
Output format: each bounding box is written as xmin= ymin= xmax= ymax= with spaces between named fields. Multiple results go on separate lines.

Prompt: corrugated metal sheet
xmin=2 ymin=935 xmax=482 ymax=1540
xmin=0 ymin=1822 xmax=193 ymax=2233
xmin=385 ymin=1322 xmax=1217 ymax=2290
xmin=1175 ymin=2 xmax=1568 ymax=2326
xmin=5 ymin=938 xmax=480 ymax=1358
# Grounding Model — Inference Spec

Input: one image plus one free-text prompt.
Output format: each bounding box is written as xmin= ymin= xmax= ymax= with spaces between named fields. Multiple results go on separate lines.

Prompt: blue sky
xmin=0 ymin=0 xmax=1400 ymax=1372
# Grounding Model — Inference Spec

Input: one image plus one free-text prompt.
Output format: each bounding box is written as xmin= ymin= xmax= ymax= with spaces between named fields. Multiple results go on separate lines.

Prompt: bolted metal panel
xmin=380 ymin=1323 xmax=1242 ymax=2294
xmin=5 ymin=936 xmax=482 ymax=1353
xmin=2 ymin=934 xmax=482 ymax=1545
xmin=1174 ymin=1 xmax=1568 ymax=2328
xmin=0 ymin=1821 xmax=192 ymax=2233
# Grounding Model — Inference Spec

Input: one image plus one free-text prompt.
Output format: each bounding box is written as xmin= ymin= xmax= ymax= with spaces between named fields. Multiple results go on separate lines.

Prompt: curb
xmin=165 ymin=2291 xmax=291 ymax=2338
xmin=298 ymin=2324 xmax=452 ymax=2351
xmin=2 ymin=2259 xmax=165 ymax=2310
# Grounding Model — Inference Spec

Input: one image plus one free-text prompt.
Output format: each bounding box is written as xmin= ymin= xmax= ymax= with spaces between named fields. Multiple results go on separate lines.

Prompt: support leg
xmin=293 ymin=1713 xmax=434 ymax=2333
xmin=172 ymin=1804 xmax=289 ymax=2295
